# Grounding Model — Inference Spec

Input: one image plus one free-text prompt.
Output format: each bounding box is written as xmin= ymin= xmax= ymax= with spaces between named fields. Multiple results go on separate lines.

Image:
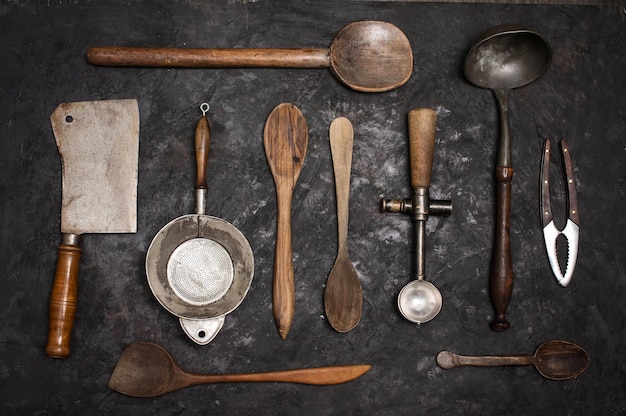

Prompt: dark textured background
xmin=1 ymin=1 xmax=625 ymax=414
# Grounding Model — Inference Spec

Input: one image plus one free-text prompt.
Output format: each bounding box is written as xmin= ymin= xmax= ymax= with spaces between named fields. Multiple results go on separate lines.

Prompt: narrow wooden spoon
xmin=108 ymin=342 xmax=371 ymax=397
xmin=437 ymin=339 xmax=589 ymax=380
xmin=264 ymin=103 xmax=309 ymax=339
xmin=324 ymin=117 xmax=362 ymax=332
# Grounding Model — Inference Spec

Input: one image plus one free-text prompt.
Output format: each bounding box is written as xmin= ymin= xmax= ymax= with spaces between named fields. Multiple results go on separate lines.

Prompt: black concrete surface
xmin=1 ymin=1 xmax=625 ymax=414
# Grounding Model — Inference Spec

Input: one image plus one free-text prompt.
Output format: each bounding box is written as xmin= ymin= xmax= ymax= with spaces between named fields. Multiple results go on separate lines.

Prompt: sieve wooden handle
xmin=195 ymin=113 xmax=211 ymax=190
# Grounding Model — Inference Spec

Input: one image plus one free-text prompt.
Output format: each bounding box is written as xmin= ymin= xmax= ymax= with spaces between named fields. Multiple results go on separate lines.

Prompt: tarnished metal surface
xmin=51 ymin=99 xmax=139 ymax=234
xmin=146 ymin=214 xmax=254 ymax=319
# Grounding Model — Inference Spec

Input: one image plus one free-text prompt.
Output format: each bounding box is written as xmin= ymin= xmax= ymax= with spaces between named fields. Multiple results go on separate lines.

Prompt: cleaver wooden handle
xmin=46 ymin=234 xmax=82 ymax=358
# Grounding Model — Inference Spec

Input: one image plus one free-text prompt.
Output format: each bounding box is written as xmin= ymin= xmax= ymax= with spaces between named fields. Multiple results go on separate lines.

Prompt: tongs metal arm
xmin=540 ymin=139 xmax=579 ymax=287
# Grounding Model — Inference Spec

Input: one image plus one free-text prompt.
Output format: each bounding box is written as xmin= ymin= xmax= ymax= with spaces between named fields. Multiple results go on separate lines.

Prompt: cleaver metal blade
xmin=45 ymin=99 xmax=139 ymax=358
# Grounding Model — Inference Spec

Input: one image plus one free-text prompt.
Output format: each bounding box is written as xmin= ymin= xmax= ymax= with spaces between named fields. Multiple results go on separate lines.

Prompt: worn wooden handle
xmin=273 ymin=188 xmax=295 ymax=340
xmin=437 ymin=351 xmax=532 ymax=369
xmin=195 ymin=114 xmax=211 ymax=190
xmin=46 ymin=239 xmax=82 ymax=358
xmin=490 ymin=166 xmax=514 ymax=331
xmin=329 ymin=117 xmax=354 ymax=252
xmin=186 ymin=364 xmax=371 ymax=387
xmin=408 ymin=108 xmax=437 ymax=188
xmin=87 ymin=47 xmax=330 ymax=68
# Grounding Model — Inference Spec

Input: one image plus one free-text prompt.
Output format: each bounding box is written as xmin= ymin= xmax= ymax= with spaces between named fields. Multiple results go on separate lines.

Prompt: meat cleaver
xmin=46 ymin=99 xmax=139 ymax=358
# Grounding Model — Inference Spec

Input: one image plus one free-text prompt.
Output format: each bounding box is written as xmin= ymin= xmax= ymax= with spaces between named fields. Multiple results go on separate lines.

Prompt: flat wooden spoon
xmin=264 ymin=103 xmax=308 ymax=339
xmin=437 ymin=339 xmax=590 ymax=381
xmin=324 ymin=117 xmax=362 ymax=332
xmin=86 ymin=21 xmax=413 ymax=93
xmin=108 ymin=342 xmax=371 ymax=397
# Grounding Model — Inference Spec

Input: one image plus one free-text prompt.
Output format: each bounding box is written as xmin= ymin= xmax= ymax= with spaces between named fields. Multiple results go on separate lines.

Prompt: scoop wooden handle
xmin=46 ymin=235 xmax=82 ymax=358
xmin=408 ymin=108 xmax=437 ymax=189
xmin=87 ymin=47 xmax=330 ymax=68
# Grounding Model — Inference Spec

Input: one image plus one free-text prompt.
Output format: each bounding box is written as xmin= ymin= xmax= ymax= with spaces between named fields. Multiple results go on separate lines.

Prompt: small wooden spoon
xmin=437 ymin=339 xmax=590 ymax=380
xmin=264 ymin=103 xmax=308 ymax=339
xmin=324 ymin=117 xmax=362 ymax=332
xmin=108 ymin=342 xmax=371 ymax=397
xmin=87 ymin=21 xmax=413 ymax=93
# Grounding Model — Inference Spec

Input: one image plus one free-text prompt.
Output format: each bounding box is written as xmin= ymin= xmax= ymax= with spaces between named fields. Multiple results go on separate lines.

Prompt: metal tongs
xmin=541 ymin=139 xmax=579 ymax=287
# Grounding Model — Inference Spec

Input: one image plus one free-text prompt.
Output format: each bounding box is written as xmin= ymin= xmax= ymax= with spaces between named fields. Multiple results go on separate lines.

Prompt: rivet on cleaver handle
xmin=45 ymin=99 xmax=139 ymax=358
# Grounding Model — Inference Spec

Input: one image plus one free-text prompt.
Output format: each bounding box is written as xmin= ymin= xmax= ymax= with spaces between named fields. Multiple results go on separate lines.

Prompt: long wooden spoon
xmin=437 ymin=339 xmax=589 ymax=380
xmin=108 ymin=342 xmax=371 ymax=397
xmin=264 ymin=103 xmax=308 ymax=339
xmin=324 ymin=117 xmax=362 ymax=332
xmin=86 ymin=21 xmax=413 ymax=93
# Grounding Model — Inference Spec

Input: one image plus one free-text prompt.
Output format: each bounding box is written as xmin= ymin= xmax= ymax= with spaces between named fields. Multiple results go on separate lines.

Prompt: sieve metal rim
xmin=146 ymin=214 xmax=254 ymax=319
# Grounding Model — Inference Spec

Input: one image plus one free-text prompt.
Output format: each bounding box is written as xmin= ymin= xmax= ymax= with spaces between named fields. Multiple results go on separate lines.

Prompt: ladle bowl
xmin=464 ymin=25 xmax=552 ymax=91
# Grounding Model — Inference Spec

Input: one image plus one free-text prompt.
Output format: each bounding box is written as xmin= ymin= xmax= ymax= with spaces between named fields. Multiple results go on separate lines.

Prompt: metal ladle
xmin=381 ymin=109 xmax=452 ymax=324
xmin=464 ymin=24 xmax=551 ymax=331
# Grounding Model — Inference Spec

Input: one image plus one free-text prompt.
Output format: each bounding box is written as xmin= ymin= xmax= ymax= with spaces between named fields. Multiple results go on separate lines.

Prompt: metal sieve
xmin=145 ymin=104 xmax=254 ymax=345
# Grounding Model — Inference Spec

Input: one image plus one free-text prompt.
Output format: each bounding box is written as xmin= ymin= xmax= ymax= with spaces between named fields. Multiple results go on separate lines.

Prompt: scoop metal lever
xmin=380 ymin=108 xmax=452 ymax=324
xmin=541 ymin=139 xmax=579 ymax=287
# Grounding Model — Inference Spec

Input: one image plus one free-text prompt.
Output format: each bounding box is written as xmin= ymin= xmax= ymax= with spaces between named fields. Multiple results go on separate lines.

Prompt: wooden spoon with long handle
xmin=437 ymin=339 xmax=589 ymax=380
xmin=109 ymin=342 xmax=371 ymax=397
xmin=324 ymin=117 xmax=362 ymax=332
xmin=87 ymin=21 xmax=412 ymax=93
xmin=264 ymin=103 xmax=308 ymax=339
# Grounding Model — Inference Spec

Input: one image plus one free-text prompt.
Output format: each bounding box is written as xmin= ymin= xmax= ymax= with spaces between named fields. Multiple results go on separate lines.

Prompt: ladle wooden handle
xmin=490 ymin=166 xmax=514 ymax=331
xmin=408 ymin=108 xmax=437 ymax=189
xmin=46 ymin=234 xmax=82 ymax=358
xmin=87 ymin=47 xmax=330 ymax=68
xmin=490 ymin=89 xmax=514 ymax=332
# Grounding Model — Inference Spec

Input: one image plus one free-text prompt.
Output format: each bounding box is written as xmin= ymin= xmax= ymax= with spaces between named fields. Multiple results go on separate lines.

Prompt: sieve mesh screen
xmin=167 ymin=238 xmax=234 ymax=305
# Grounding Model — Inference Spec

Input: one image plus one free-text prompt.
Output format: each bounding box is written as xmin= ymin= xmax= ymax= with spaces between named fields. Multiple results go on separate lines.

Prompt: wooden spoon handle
xmin=437 ymin=351 xmax=533 ymax=369
xmin=329 ymin=117 xmax=354 ymax=253
xmin=408 ymin=108 xmax=437 ymax=189
xmin=87 ymin=47 xmax=330 ymax=68
xmin=184 ymin=364 xmax=371 ymax=387
xmin=45 ymin=234 xmax=82 ymax=358
xmin=273 ymin=187 xmax=295 ymax=340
